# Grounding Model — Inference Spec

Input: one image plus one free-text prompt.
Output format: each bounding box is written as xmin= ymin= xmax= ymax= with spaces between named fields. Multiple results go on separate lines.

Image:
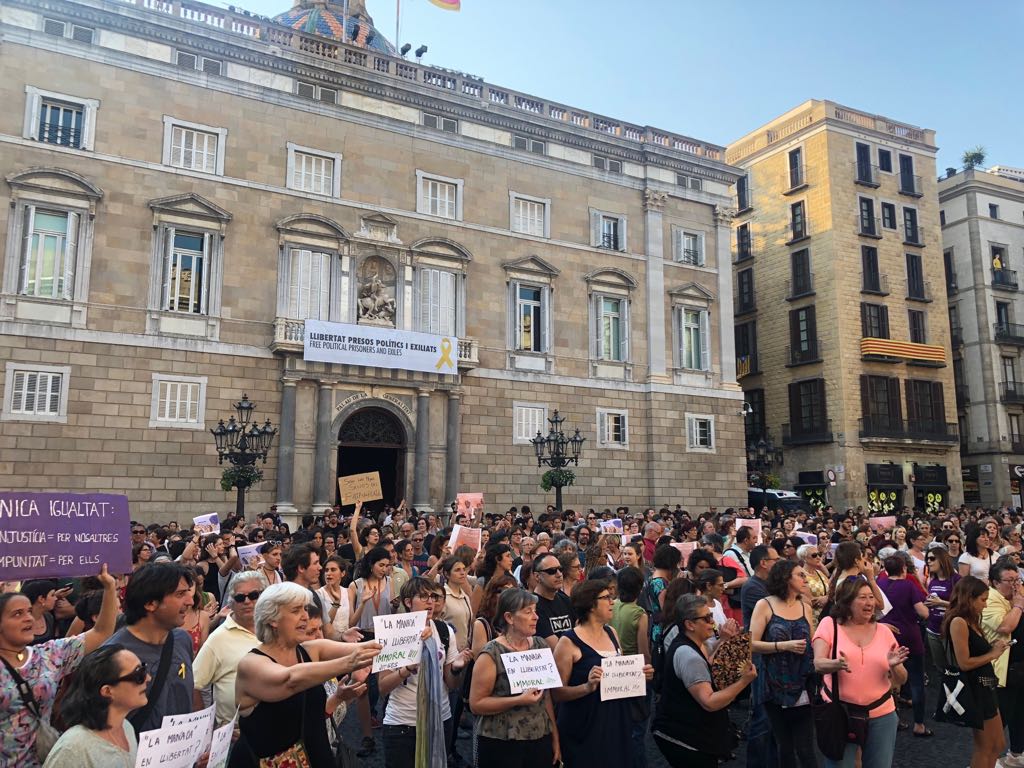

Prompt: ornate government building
xmin=0 ymin=0 xmax=747 ymax=520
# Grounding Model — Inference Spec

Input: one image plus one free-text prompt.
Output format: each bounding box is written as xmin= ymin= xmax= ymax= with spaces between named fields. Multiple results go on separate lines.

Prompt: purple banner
xmin=0 ymin=492 xmax=132 ymax=579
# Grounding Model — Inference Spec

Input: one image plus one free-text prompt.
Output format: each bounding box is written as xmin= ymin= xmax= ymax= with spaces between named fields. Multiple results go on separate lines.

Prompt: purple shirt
xmin=879 ymin=577 xmax=925 ymax=656
xmin=925 ymin=575 xmax=959 ymax=635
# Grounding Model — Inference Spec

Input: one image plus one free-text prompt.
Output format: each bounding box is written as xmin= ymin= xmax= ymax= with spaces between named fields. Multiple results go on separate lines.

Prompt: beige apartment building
xmin=0 ymin=0 xmax=748 ymax=522
xmin=728 ymin=100 xmax=962 ymax=511
xmin=941 ymin=167 xmax=1024 ymax=507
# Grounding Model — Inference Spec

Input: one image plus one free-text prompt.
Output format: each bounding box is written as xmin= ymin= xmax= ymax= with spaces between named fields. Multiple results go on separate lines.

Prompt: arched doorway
xmin=336 ymin=407 xmax=406 ymax=512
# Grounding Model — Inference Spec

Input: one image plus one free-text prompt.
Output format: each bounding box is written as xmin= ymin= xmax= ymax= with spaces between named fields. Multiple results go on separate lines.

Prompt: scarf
xmin=415 ymin=631 xmax=447 ymax=768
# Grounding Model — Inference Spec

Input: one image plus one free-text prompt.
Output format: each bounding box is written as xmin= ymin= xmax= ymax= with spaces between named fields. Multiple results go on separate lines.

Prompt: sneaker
xmin=1002 ymin=754 xmax=1024 ymax=768
xmin=356 ymin=737 xmax=375 ymax=758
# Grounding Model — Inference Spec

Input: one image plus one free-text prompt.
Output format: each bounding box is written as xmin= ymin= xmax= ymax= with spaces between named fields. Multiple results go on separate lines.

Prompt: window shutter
xmin=790 ymin=309 xmax=800 ymax=349
xmin=807 ymin=306 xmax=817 ymax=351
xmin=61 ymin=211 xmax=78 ymax=300
xmin=11 ymin=371 xmax=25 ymax=412
xmin=618 ymin=216 xmax=628 ymax=252
xmin=905 ymin=381 xmax=917 ymax=423
xmin=287 ymin=249 xmax=300 ymax=318
xmin=20 ymin=205 xmax=36 ymax=294
xmin=591 ymin=294 xmax=600 ymax=359
xmin=540 ymin=285 xmax=550 ymax=353
xmin=788 ymin=382 xmax=800 ymax=427
xmin=620 ymin=299 xmax=630 ymax=362
xmin=697 ymin=233 xmax=706 ymax=266
xmin=816 ymin=379 xmax=828 ymax=421
xmin=860 ymin=375 xmax=870 ymax=421
xmin=440 ymin=270 xmax=455 ymax=336
xmin=889 ymin=377 xmax=903 ymax=424
xmin=699 ymin=310 xmax=710 ymax=370
xmin=932 ymin=382 xmax=945 ymax=426
xmin=687 ymin=416 xmax=695 ymax=448
xmin=162 ymin=227 xmax=175 ymax=310
xmin=46 ymin=373 xmax=61 ymax=415
xmin=598 ymin=411 xmax=607 ymax=444
xmin=589 ymin=211 xmax=601 ymax=247
xmin=418 ymin=269 xmax=433 ymax=332
xmin=201 ymin=232 xmax=212 ymax=315
xmin=508 ymin=280 xmax=519 ymax=349
xmin=318 ymin=253 xmax=331 ymax=320
xmin=672 ymin=227 xmax=682 ymax=262
xmin=860 ymin=303 xmax=869 ymax=338
xmin=880 ymin=305 xmax=890 ymax=338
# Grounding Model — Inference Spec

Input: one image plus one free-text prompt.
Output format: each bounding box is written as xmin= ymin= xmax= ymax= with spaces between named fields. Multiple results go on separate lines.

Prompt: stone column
xmin=312 ymin=381 xmax=334 ymax=515
xmin=643 ymin=188 xmax=668 ymax=381
xmin=715 ymin=205 xmax=738 ymax=386
xmin=444 ymin=390 xmax=461 ymax=512
xmin=274 ymin=378 xmax=298 ymax=519
xmin=413 ymin=388 xmax=432 ymax=512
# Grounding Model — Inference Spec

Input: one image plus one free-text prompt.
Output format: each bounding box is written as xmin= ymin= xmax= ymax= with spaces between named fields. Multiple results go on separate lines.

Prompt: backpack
xmin=433 ymin=618 xmax=451 ymax=655
xmin=637 ymin=576 xmax=666 ymax=624
xmin=650 ymin=624 xmax=677 ymax=694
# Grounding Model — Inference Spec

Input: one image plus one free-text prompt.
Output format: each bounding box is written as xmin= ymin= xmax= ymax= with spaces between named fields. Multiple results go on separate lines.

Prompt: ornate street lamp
xmin=211 ymin=394 xmax=277 ymax=520
xmin=530 ymin=410 xmax=585 ymax=512
xmin=746 ymin=435 xmax=783 ymax=513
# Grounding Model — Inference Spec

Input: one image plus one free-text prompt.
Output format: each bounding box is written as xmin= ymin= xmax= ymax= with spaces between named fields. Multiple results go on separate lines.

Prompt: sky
xmin=235 ymin=0 xmax=1024 ymax=173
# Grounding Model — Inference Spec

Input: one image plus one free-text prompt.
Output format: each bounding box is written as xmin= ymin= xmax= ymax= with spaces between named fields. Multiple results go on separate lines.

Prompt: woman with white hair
xmin=229 ymin=582 xmax=381 ymax=767
xmin=798 ymin=544 xmax=830 ymax=613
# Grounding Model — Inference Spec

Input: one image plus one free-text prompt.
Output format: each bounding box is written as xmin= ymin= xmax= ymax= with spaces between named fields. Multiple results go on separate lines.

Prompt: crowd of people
xmin=3 ymin=498 xmax=1024 ymax=768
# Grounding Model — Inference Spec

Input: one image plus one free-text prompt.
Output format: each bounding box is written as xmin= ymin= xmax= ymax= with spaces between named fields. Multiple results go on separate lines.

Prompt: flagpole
xmin=342 ymin=0 xmax=349 ymax=41
xmin=395 ymin=0 xmax=401 ymax=52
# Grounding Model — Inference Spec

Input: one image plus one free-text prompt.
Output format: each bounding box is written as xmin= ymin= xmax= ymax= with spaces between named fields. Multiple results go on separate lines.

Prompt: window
xmin=1012 ymin=414 xmax=1022 ymax=444
xmin=855 ymin=142 xmax=875 ymax=184
xmin=992 ymin=245 xmax=1008 ymax=269
xmin=509 ymin=193 xmax=550 ymax=237
xmin=43 ymin=18 xmax=94 ymax=43
xmin=516 ymin=284 xmax=545 ymax=352
xmin=296 ymin=81 xmax=337 ymax=104
xmin=686 ymin=414 xmax=715 ymax=452
xmin=859 ymin=197 xmax=877 ymax=236
xmin=860 ymin=375 xmax=901 ymax=429
xmin=905 ymin=380 xmax=946 ymax=429
xmin=423 ymin=112 xmax=458 ymax=133
xmin=906 ymin=252 xmax=926 ymax=299
xmin=898 ymin=154 xmax=917 ymax=195
xmin=592 ymin=154 xmax=622 ymax=173
xmin=861 ymin=246 xmax=883 ymax=293
xmin=909 ymin=309 xmax=927 ymax=343
xmin=150 ymin=374 xmax=206 ymax=429
xmin=744 ymin=388 xmax=766 ymax=444
xmin=286 ymin=143 xmax=341 ymax=197
xmin=175 ymin=50 xmax=222 ymax=76
xmin=3 ymin=363 xmax=69 ymax=423
xmin=990 ymin=203 xmax=1000 ymax=219
xmin=679 ymin=308 xmax=709 ymax=370
xmin=513 ymin=403 xmax=547 ymax=444
xmin=736 ymin=223 xmax=752 ymax=260
xmin=672 ymin=228 xmax=704 ymax=265
xmin=17 ymin=207 xmax=78 ymax=299
xmin=997 ymin=301 xmax=1011 ymax=329
xmin=940 ymin=210 xmax=946 ymax=227
xmin=590 ymin=210 xmax=627 ymax=252
xmin=861 ymin=302 xmax=890 ymax=339
xmin=788 ymin=147 xmax=804 ymax=189
xmin=23 ymin=86 xmax=99 ymax=151
xmin=788 ymin=378 xmax=828 ymax=435
xmin=791 ymin=249 xmax=812 ymax=296
xmin=677 ymin=173 xmax=702 ymax=191
xmin=162 ymin=230 xmax=210 ymax=314
xmin=881 ymin=202 xmax=897 ymax=230
xmin=286 ymin=248 xmax=333 ymax=320
xmin=419 ymin=268 xmax=456 ymax=335
xmin=790 ymin=201 xmax=808 ymax=241
xmin=416 ymin=171 xmax=463 ymax=221
xmin=903 ymin=207 xmax=920 ymax=244
xmin=789 ymin=306 xmax=818 ymax=363
xmin=735 ymin=321 xmax=758 ymax=378
xmin=597 ymin=409 xmax=628 ymax=447
xmin=736 ymin=174 xmax=750 ymax=210
xmin=878 ymin=148 xmax=893 ymax=173
xmin=737 ymin=268 xmax=755 ymax=312
xmin=596 ymin=297 xmax=626 ymax=362
xmin=162 ymin=117 xmax=226 ymax=175
xmin=1005 ymin=357 xmax=1018 ymax=387
xmin=513 ymin=135 xmax=545 ymax=155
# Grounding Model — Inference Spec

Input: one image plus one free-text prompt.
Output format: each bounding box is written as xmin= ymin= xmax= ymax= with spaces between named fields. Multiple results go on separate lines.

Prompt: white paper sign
xmin=237 ymin=543 xmax=262 ymax=569
xmin=206 ymin=711 xmax=237 ymax=768
xmin=501 ymin=646 xmax=562 ymax=693
xmin=135 ymin=706 xmax=214 ymax=768
xmin=193 ymin=513 xmax=219 ymax=536
xmin=447 ymin=524 xmax=482 ymax=552
xmin=304 ymin=319 xmax=458 ymax=375
xmin=161 ymin=703 xmax=215 ymax=759
xmin=600 ymin=654 xmax=646 ymax=701
xmin=372 ymin=610 xmax=427 ymax=672
xmin=599 ymin=518 xmax=624 ymax=534
xmin=736 ymin=518 xmax=762 ymax=540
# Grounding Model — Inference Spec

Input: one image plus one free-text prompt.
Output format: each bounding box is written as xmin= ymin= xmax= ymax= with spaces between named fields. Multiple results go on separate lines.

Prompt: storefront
xmin=1010 ymin=465 xmax=1024 ymax=510
xmin=912 ymin=464 xmax=949 ymax=513
xmin=962 ymin=466 xmax=981 ymax=506
xmin=794 ymin=470 xmax=829 ymax=512
xmin=866 ymin=464 xmax=905 ymax=513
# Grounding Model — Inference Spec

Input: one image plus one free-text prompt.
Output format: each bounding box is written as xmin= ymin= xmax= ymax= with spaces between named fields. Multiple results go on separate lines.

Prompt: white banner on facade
xmin=303 ymin=320 xmax=458 ymax=375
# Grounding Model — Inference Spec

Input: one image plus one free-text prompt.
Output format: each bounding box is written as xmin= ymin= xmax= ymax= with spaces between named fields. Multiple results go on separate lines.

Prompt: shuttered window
xmin=419 ymin=268 xmax=456 ymax=335
xmin=287 ymin=249 xmax=333 ymax=320
xmin=10 ymin=370 xmax=62 ymax=416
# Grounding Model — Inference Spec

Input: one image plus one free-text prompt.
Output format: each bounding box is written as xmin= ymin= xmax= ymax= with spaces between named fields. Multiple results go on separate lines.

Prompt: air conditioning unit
xmin=71 ymin=25 xmax=94 ymax=44
xmin=317 ymin=88 xmax=337 ymax=105
xmin=296 ymin=82 xmax=317 ymax=100
xmin=176 ymin=51 xmax=198 ymax=70
xmin=43 ymin=18 xmax=66 ymax=37
xmin=201 ymin=58 xmax=222 ymax=76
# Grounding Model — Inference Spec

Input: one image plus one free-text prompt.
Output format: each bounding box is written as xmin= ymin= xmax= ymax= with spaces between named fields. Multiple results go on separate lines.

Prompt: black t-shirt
xmin=338 ymin=543 xmax=356 ymax=562
xmin=535 ymin=591 xmax=575 ymax=640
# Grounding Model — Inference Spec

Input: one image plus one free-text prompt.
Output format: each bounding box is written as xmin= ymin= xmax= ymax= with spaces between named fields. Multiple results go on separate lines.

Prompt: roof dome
xmin=273 ymin=1 xmax=395 ymax=54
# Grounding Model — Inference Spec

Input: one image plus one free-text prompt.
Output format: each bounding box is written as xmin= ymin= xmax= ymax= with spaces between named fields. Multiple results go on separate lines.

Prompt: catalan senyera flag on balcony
xmin=428 ymin=0 xmax=461 ymax=10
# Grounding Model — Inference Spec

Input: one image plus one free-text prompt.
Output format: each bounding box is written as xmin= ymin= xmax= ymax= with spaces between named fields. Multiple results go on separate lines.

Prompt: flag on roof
xmin=428 ymin=0 xmax=461 ymax=10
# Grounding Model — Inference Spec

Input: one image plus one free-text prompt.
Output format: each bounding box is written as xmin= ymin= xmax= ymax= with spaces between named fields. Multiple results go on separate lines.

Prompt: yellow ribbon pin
xmin=436 ymin=338 xmax=455 ymax=371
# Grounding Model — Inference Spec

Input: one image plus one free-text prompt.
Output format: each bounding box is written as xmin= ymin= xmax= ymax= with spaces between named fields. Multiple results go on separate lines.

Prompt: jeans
xmin=905 ymin=653 xmax=927 ymax=725
xmin=764 ymin=702 xmax=818 ymax=768
xmin=823 ymin=711 xmax=898 ymax=768
xmin=447 ymin=689 xmax=464 ymax=757
xmin=746 ymin=690 xmax=778 ymax=768
xmin=628 ymin=687 xmax=652 ymax=768
xmin=998 ymin=686 xmax=1024 ymax=754
xmin=476 ymin=734 xmax=553 ymax=768
xmin=383 ymin=719 xmax=453 ymax=768
xmin=652 ymin=734 xmax=719 ymax=768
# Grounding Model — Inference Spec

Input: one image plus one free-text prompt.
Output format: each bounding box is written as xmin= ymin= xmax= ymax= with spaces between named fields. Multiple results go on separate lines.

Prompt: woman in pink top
xmin=812 ymin=579 xmax=910 ymax=768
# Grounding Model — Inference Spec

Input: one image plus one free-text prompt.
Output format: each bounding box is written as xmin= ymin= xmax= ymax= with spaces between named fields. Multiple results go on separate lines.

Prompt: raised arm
xmin=82 ymin=564 xmax=119 ymax=654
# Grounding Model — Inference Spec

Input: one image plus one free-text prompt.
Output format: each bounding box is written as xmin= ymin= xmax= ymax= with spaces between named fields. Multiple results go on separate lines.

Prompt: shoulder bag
xmin=1 ymin=654 xmax=61 ymax=761
xmin=127 ymin=631 xmax=176 ymax=736
xmin=812 ymin=617 xmax=850 ymax=761
xmin=933 ymin=634 xmax=982 ymax=729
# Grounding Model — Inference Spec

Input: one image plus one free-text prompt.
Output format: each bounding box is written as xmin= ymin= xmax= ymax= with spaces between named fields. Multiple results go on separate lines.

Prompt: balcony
xmin=903 ymin=228 xmax=924 ymax=247
xmin=857 ymin=214 xmax=882 ymax=239
xmin=600 ymin=233 xmax=621 ymax=250
xmin=995 ymin=322 xmax=1024 ymax=345
xmin=907 ymin=280 xmax=932 ymax=302
xmin=270 ymin=318 xmax=480 ymax=369
xmin=782 ymin=166 xmax=807 ymax=194
xmin=736 ymin=353 xmax=759 ymax=379
xmin=862 ymin=274 xmax=889 ymax=296
xmin=782 ymin=420 xmax=833 ymax=446
xmin=786 ymin=339 xmax=822 ymax=366
xmin=955 ymin=385 xmax=969 ymax=407
xmin=1003 ymin=383 xmax=1024 ymax=404
xmin=39 ymin=122 xmax=82 ymax=149
xmin=993 ymin=269 xmax=1019 ymax=291
xmin=946 ymin=277 xmax=958 ymax=295
xmin=787 ymin=221 xmax=810 ymax=245
xmin=853 ymin=162 xmax=880 ymax=188
xmin=785 ymin=273 xmax=815 ymax=300
xmin=899 ymin=173 xmax=923 ymax=198
xmin=859 ymin=417 xmax=958 ymax=443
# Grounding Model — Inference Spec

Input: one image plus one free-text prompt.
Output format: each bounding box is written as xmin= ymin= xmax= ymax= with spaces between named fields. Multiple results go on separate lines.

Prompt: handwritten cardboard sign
xmin=456 ymin=492 xmax=484 ymax=515
xmin=599 ymin=518 xmax=624 ymax=534
xmin=206 ymin=711 xmax=237 ymax=768
xmin=0 ymin=492 xmax=131 ymax=580
xmin=135 ymin=704 xmax=216 ymax=768
xmin=193 ymin=513 xmax=219 ymax=536
xmin=600 ymin=654 xmax=646 ymax=701
xmin=338 ymin=472 xmax=383 ymax=506
xmin=736 ymin=518 xmax=762 ymax=541
xmin=671 ymin=541 xmax=699 ymax=561
xmin=236 ymin=543 xmax=262 ymax=569
xmin=868 ymin=516 xmax=896 ymax=533
xmin=447 ymin=524 xmax=482 ymax=552
xmin=160 ymin=704 xmax=215 ymax=760
xmin=371 ymin=610 xmax=427 ymax=672
xmin=501 ymin=646 xmax=562 ymax=693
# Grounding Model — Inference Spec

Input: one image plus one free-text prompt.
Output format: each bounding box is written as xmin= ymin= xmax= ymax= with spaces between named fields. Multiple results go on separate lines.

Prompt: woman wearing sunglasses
xmin=924 ymin=547 xmax=959 ymax=672
xmin=43 ymin=644 xmax=149 ymax=767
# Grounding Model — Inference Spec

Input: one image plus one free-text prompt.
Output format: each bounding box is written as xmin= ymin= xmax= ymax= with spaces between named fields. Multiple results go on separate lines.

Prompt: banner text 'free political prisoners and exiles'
xmin=0 ymin=492 xmax=132 ymax=579
xmin=303 ymin=320 xmax=459 ymax=375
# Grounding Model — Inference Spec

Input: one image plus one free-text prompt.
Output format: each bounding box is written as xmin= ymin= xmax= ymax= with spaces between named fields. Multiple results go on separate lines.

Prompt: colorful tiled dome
xmin=274 ymin=2 xmax=395 ymax=54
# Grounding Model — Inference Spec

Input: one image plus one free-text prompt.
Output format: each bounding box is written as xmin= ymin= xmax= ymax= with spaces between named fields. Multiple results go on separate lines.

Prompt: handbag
xmin=933 ymin=637 xmax=982 ymax=729
xmin=812 ymin=617 xmax=850 ymax=761
xmin=710 ymin=631 xmax=752 ymax=690
xmin=1 ymin=654 xmax=62 ymax=762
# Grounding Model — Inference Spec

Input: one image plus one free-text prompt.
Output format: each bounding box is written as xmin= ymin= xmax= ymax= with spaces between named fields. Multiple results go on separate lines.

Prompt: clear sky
xmin=235 ymin=0 xmax=1023 ymax=173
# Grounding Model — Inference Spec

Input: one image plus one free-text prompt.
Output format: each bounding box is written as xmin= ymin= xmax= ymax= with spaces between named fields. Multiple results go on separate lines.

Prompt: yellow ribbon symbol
xmin=436 ymin=338 xmax=455 ymax=371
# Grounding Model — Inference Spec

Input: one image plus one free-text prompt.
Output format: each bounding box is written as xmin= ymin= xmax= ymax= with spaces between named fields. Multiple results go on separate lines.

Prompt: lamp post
xmin=210 ymin=394 xmax=277 ymax=521
xmin=530 ymin=410 xmax=584 ymax=512
xmin=746 ymin=436 xmax=781 ymax=513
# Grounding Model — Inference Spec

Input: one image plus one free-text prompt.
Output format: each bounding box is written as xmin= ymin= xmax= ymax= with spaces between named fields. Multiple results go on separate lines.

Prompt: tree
xmin=962 ymin=146 xmax=986 ymax=170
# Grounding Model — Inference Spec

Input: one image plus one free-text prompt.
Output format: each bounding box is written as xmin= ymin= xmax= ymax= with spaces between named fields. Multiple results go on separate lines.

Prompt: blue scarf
xmin=415 ymin=631 xmax=447 ymax=768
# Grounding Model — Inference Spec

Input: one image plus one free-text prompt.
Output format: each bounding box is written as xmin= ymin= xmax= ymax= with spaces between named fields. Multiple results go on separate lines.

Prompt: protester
xmin=317 ymin=556 xmax=352 ymax=641
xmin=182 ymin=572 xmax=213 ymax=655
xmin=878 ymin=554 xmax=931 ymax=736
xmin=924 ymin=545 xmax=959 ymax=672
xmin=981 ymin=558 xmax=1024 ymax=766
xmin=961 ymin=523 xmax=998 ymax=583
xmin=533 ymin=553 xmax=575 ymax=648
xmin=610 ymin=566 xmax=652 ymax=768
xmin=256 ymin=541 xmax=284 ymax=585
xmin=799 ymin=544 xmax=829 ymax=613
xmin=348 ymin=545 xmax=393 ymax=756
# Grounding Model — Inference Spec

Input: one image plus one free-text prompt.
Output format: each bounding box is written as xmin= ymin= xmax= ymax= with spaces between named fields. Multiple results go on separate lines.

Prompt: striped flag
xmin=428 ymin=0 xmax=460 ymax=9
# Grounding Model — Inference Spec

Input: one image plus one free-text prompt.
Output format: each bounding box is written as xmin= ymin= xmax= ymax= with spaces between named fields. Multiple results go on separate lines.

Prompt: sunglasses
xmin=690 ymin=614 xmax=715 ymax=624
xmin=536 ymin=567 xmax=562 ymax=576
xmin=807 ymin=553 xmax=822 ymax=559
xmin=947 ymin=539 xmax=960 ymax=545
xmin=111 ymin=663 xmax=148 ymax=685
xmin=926 ymin=556 xmax=937 ymax=562
xmin=233 ymin=590 xmax=263 ymax=603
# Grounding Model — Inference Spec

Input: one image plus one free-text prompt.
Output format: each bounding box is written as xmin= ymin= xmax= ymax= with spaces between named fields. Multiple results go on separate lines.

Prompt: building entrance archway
xmin=336 ymin=407 xmax=406 ymax=512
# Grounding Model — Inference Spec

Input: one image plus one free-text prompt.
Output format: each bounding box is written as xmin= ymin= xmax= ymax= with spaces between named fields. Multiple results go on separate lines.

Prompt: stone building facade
xmin=728 ymin=100 xmax=962 ymax=512
xmin=0 ymin=0 xmax=747 ymax=522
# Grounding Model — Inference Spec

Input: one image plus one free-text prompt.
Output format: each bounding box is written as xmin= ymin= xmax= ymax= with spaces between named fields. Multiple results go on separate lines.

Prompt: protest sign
xmin=671 ymin=541 xmax=699 ymax=561
xmin=135 ymin=705 xmax=215 ymax=768
xmin=797 ymin=532 xmax=818 ymax=546
xmin=161 ymin=704 xmax=215 ymax=761
xmin=456 ymin=492 xmax=484 ymax=516
xmin=621 ymin=534 xmax=631 ymax=548
xmin=502 ymin=646 xmax=562 ymax=694
xmin=192 ymin=513 xmax=219 ymax=536
xmin=736 ymin=518 xmax=762 ymax=540
xmin=600 ymin=654 xmax=646 ymax=701
xmin=237 ymin=543 xmax=262 ymax=569
xmin=0 ymin=492 xmax=131 ymax=580
xmin=206 ymin=711 xmax=237 ymax=768
xmin=338 ymin=472 xmax=383 ymax=506
xmin=371 ymin=610 xmax=427 ymax=672
xmin=303 ymin=319 xmax=458 ymax=376
xmin=447 ymin=524 xmax=482 ymax=552
xmin=599 ymin=518 xmax=624 ymax=534
xmin=868 ymin=516 xmax=896 ymax=533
